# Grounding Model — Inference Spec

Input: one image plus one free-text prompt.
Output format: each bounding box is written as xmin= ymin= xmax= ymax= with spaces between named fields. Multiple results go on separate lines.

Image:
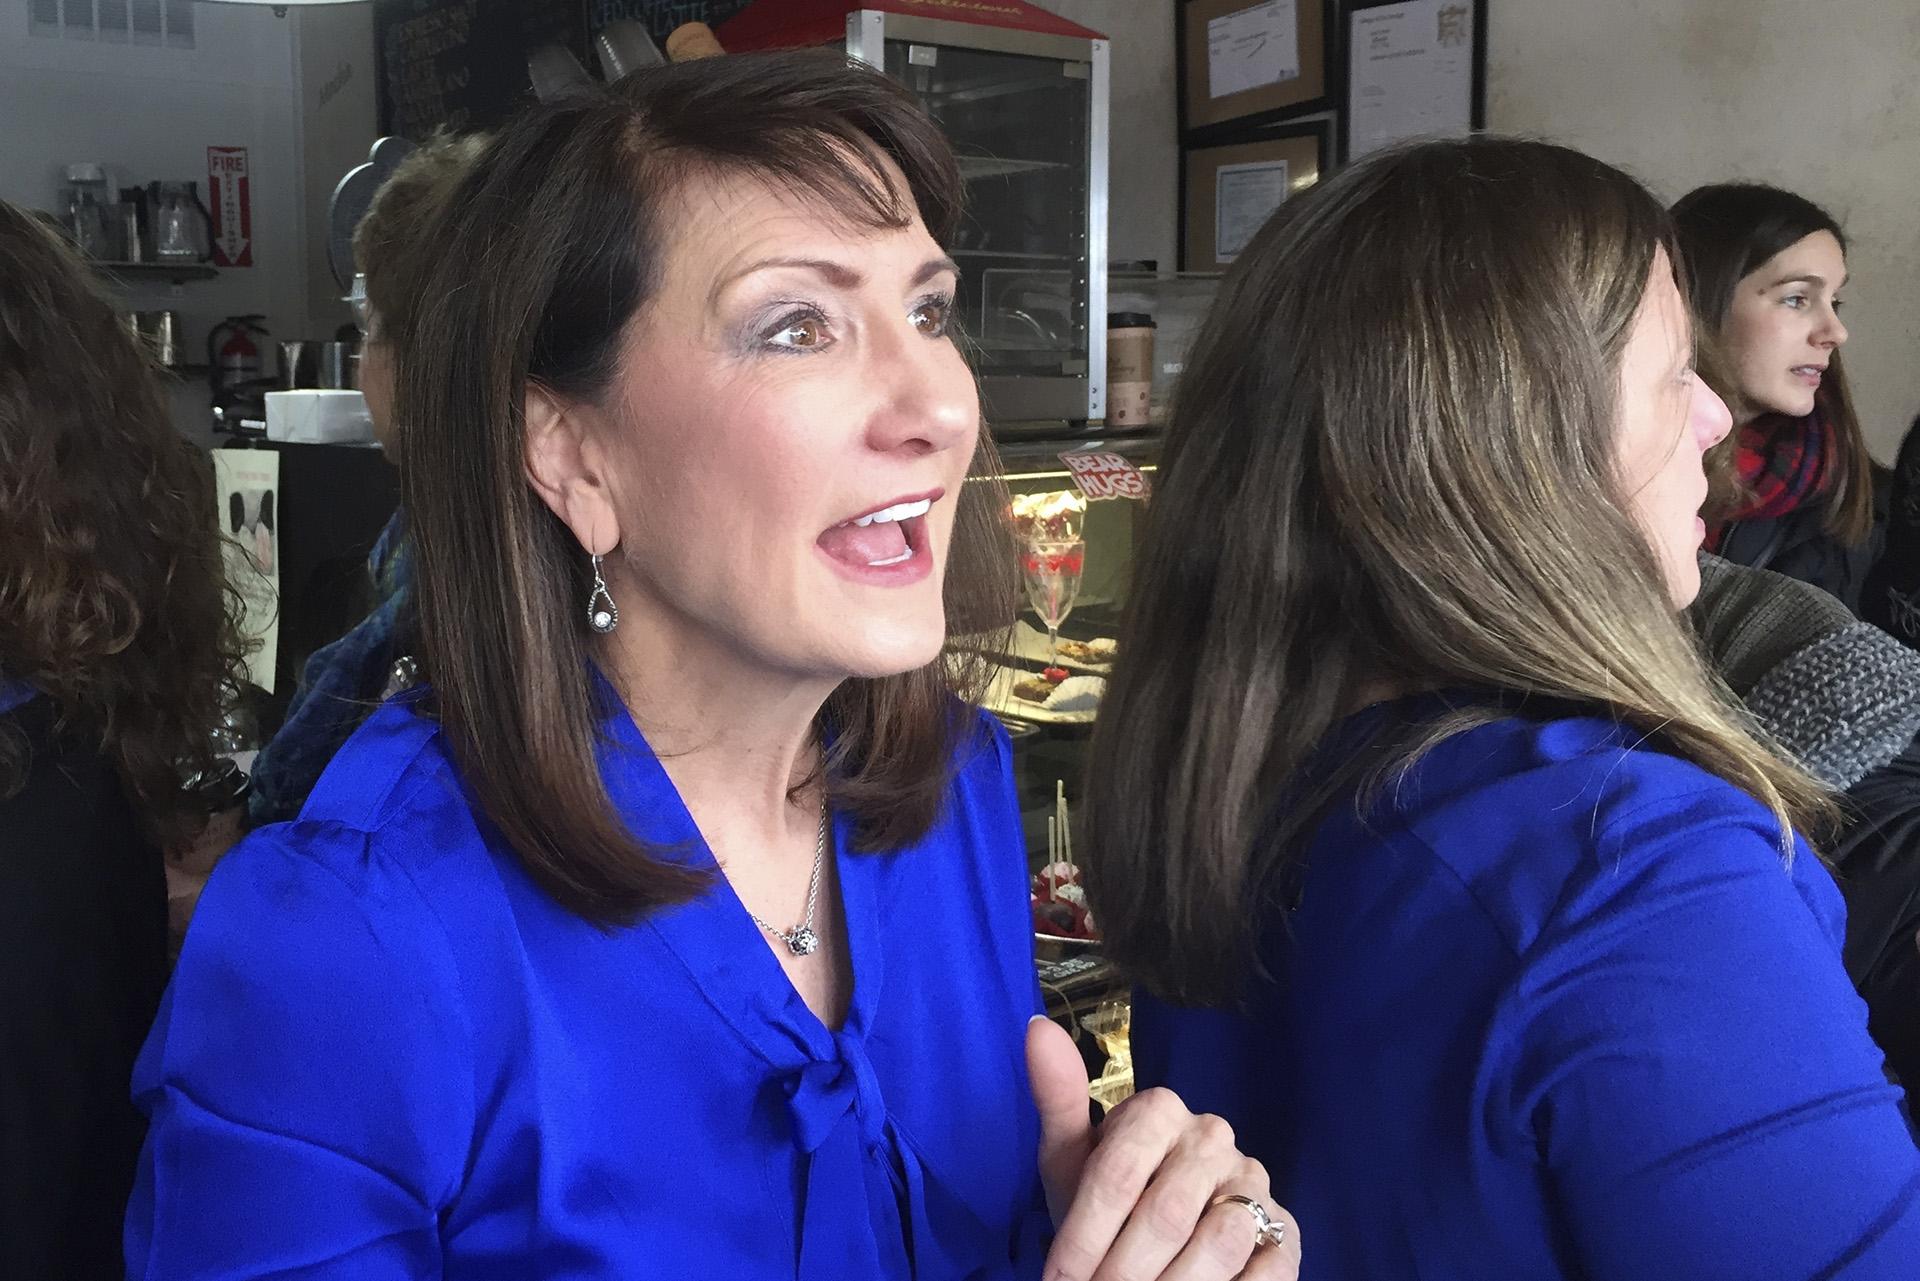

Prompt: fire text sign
xmin=207 ymin=146 xmax=253 ymax=268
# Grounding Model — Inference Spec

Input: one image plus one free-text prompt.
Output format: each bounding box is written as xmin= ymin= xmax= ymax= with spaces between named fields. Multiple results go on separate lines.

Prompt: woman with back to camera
xmin=127 ymin=51 xmax=1300 ymax=1280
xmin=1085 ymin=137 xmax=1920 ymax=1278
xmin=1671 ymin=182 xmax=1880 ymax=609
xmin=0 ymin=201 xmax=246 ymax=1278
xmin=243 ymin=129 xmax=487 ymax=831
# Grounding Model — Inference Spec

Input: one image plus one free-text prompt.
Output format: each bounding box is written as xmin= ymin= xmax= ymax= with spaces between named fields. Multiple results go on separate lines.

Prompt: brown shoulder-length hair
xmin=1671 ymin=183 xmax=1875 ymax=544
xmin=398 ymin=49 xmax=1015 ymax=925
xmin=0 ymin=200 xmax=247 ymax=843
xmin=1084 ymin=137 xmax=1832 ymax=1005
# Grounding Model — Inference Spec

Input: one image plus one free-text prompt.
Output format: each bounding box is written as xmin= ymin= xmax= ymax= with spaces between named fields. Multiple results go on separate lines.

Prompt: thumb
xmin=1026 ymin=1014 xmax=1095 ymax=1224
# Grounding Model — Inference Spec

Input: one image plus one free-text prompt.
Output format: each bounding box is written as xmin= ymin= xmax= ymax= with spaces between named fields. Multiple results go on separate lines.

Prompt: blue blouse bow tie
xmin=786 ymin=1031 xmax=890 ymax=1153
xmin=785 ymin=1033 xmax=915 ymax=1278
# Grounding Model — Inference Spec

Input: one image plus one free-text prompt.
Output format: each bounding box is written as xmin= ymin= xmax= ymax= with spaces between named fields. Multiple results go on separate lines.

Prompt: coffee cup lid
xmin=1108 ymin=312 xmax=1155 ymax=329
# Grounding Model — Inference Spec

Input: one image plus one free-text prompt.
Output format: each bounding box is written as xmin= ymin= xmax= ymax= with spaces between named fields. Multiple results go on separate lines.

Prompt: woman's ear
xmin=524 ymin=385 xmax=619 ymax=555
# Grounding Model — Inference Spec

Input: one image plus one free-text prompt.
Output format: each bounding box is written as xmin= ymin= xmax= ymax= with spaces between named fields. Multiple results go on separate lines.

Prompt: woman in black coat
xmin=1693 ymin=554 xmax=1920 ymax=1104
xmin=0 ymin=201 xmax=246 ymax=1277
xmin=1861 ymin=413 xmax=1920 ymax=649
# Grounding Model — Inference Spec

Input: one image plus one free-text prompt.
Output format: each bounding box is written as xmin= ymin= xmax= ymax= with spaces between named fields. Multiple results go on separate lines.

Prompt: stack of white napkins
xmin=265 ymin=390 xmax=376 ymax=445
xmin=1041 ymin=675 xmax=1105 ymax=714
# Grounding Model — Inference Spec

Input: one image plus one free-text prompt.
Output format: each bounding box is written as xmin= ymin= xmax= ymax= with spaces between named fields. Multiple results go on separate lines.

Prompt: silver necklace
xmin=744 ymin=799 xmax=828 ymax=957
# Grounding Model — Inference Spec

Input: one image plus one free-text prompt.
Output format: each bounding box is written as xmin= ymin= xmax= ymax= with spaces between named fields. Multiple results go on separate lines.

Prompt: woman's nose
xmin=1816 ymin=307 xmax=1849 ymax=349
xmin=1692 ymin=376 xmax=1733 ymax=451
xmin=865 ymin=326 xmax=978 ymax=457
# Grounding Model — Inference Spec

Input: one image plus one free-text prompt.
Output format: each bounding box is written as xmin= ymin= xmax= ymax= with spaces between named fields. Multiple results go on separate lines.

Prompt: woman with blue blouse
xmin=126 ymin=51 xmax=1298 ymax=1281
xmin=1084 ymin=138 xmax=1920 ymax=1278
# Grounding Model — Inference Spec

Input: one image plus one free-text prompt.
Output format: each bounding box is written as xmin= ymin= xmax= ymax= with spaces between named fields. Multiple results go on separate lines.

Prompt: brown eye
xmin=777 ymin=317 xmax=824 ymax=347
xmin=765 ymin=311 xmax=830 ymax=352
xmin=911 ymin=297 xmax=952 ymax=337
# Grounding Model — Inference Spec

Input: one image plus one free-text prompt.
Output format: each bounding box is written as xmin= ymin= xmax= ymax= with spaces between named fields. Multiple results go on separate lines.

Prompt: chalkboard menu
xmin=374 ymin=0 xmax=590 ymax=138
xmin=587 ymin=0 xmax=754 ymax=42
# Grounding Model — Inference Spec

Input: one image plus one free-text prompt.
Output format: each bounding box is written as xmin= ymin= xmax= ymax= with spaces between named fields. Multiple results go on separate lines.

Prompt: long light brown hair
xmin=398 ymin=50 xmax=1015 ymax=924
xmin=1672 ymin=183 xmax=1875 ymax=544
xmin=1085 ymin=138 xmax=1832 ymax=1004
xmin=0 ymin=201 xmax=248 ymax=842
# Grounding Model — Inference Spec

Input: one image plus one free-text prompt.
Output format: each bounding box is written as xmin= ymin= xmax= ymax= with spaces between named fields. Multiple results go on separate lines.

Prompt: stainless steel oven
xmin=842 ymin=12 xmax=1110 ymax=430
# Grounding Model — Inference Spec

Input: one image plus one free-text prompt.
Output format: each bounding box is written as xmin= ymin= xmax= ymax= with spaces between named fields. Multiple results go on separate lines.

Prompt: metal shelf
xmin=956 ymin=155 xmax=1070 ymax=181
xmin=925 ymin=75 xmax=1079 ymax=107
xmin=95 ymin=261 xmax=219 ymax=284
xmin=972 ymin=337 xmax=1080 ymax=354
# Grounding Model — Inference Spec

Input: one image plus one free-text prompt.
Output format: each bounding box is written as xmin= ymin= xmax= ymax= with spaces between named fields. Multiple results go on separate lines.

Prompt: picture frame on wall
xmin=1340 ymin=0 xmax=1488 ymax=162
xmin=1178 ymin=0 xmax=1334 ymax=141
xmin=1180 ymin=118 xmax=1331 ymax=272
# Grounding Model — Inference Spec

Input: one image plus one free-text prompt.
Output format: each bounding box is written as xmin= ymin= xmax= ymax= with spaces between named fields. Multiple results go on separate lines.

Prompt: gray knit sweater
xmin=1693 ymin=554 xmax=1920 ymax=789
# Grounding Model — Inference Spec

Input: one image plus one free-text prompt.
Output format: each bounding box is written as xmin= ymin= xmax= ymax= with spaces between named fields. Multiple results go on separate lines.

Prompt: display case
xmin=965 ymin=433 xmax=1158 ymax=1098
xmin=720 ymin=3 xmax=1110 ymax=428
xmin=962 ymin=435 xmax=1159 ymax=868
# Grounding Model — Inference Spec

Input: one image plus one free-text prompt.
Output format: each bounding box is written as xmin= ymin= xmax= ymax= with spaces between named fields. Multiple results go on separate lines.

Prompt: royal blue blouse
xmin=1136 ymin=702 xmax=1920 ymax=1279
xmin=128 ymin=692 xmax=1051 ymax=1278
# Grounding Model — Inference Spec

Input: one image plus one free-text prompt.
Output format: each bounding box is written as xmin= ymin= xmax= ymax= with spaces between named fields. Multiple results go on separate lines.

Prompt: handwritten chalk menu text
xmin=375 ymin=0 xmax=588 ymax=138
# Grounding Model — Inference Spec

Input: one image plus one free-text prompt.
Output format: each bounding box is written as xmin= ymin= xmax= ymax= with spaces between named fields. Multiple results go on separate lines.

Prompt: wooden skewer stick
xmin=1056 ymin=778 xmax=1072 ymax=867
xmin=1047 ymin=815 xmax=1057 ymax=893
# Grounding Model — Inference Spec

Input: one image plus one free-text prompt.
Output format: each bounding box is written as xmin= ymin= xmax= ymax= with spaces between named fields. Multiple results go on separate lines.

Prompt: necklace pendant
xmin=785 ymin=926 xmax=819 ymax=957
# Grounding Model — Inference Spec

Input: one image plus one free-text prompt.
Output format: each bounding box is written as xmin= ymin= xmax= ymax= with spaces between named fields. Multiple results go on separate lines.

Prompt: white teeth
xmin=850 ymin=498 xmax=933 ymax=528
xmin=867 ymin=549 xmax=914 ymax=567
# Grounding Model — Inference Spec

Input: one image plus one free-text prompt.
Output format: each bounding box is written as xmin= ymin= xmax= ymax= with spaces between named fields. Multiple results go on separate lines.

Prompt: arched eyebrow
xmin=1764 ymin=272 xmax=1849 ymax=291
xmin=714 ymin=254 xmax=959 ymax=301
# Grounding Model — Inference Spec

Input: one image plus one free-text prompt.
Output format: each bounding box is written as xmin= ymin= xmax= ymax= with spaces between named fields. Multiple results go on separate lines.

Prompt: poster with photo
xmin=213 ymin=449 xmax=280 ymax=694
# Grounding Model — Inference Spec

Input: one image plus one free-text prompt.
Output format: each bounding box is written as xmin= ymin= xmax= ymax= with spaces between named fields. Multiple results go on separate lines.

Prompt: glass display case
xmin=966 ymin=433 xmax=1157 ymax=1095
xmin=963 ymin=434 xmax=1159 ymax=871
xmin=845 ymin=11 xmax=1109 ymax=427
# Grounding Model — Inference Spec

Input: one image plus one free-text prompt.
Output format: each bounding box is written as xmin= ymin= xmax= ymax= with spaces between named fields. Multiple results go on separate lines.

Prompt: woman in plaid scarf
xmin=1672 ymin=184 xmax=1883 ymax=611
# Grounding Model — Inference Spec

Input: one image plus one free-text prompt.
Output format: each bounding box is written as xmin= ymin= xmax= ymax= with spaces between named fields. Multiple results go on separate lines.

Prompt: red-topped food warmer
xmin=721 ymin=1 xmax=1111 ymax=430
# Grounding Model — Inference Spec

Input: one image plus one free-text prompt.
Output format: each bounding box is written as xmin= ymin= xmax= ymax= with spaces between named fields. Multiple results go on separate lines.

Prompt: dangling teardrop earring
xmin=587 ymin=552 xmax=619 ymax=634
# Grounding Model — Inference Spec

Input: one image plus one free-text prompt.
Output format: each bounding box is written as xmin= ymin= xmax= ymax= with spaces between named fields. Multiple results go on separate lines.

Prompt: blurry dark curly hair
xmin=0 ymin=200 xmax=248 ymax=842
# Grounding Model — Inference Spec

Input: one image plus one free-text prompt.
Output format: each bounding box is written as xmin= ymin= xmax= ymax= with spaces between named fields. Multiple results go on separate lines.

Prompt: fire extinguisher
xmin=207 ymin=314 xmax=269 ymax=396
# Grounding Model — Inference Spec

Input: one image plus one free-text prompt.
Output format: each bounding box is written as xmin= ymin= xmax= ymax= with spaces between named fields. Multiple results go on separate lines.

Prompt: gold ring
xmin=1209 ymin=1192 xmax=1287 ymax=1249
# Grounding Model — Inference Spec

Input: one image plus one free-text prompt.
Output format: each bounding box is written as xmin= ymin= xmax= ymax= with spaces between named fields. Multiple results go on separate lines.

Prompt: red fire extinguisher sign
xmin=207 ymin=146 xmax=253 ymax=268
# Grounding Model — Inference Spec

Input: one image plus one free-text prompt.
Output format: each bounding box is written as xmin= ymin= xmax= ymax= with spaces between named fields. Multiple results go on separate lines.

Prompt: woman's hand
xmin=1027 ymin=1017 xmax=1301 ymax=1281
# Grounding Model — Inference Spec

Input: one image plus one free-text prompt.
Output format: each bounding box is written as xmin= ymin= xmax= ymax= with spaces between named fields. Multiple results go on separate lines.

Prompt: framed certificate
xmin=1178 ymin=0 xmax=1334 ymax=139
xmin=1180 ymin=119 xmax=1331 ymax=271
xmin=1342 ymin=0 xmax=1488 ymax=161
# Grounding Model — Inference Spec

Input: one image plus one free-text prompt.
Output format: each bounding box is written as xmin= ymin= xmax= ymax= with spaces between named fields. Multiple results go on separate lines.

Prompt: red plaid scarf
xmin=1706 ymin=413 xmax=1828 ymax=549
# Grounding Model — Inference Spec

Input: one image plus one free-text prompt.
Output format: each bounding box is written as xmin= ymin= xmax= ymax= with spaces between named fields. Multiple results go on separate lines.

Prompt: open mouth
xmin=816 ymin=492 xmax=939 ymax=577
xmin=1791 ymin=364 xmax=1826 ymax=387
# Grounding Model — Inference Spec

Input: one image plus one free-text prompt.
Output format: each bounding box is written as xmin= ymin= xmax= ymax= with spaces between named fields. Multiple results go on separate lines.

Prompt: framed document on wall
xmin=1180 ymin=118 xmax=1330 ymax=271
xmin=1178 ymin=0 xmax=1333 ymax=139
xmin=1342 ymin=0 xmax=1488 ymax=161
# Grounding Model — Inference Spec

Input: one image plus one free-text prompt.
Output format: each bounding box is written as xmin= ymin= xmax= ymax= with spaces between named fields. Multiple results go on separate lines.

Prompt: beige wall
xmin=1044 ymin=0 xmax=1182 ymax=270
xmin=1067 ymin=1 xmax=1920 ymax=453
xmin=1488 ymin=0 xmax=1920 ymax=456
